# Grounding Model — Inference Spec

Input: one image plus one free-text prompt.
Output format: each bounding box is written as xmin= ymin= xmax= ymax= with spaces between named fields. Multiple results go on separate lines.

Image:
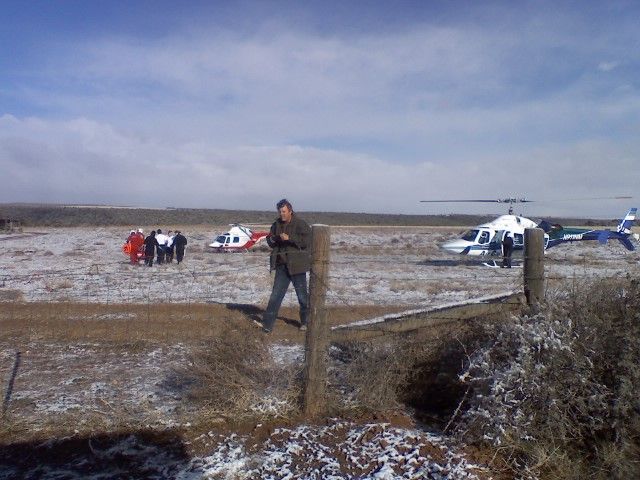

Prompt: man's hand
xmin=280 ymin=233 xmax=289 ymax=241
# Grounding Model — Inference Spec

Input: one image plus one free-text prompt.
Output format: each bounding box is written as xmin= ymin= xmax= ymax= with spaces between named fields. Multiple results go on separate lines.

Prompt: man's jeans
xmin=262 ymin=264 xmax=309 ymax=331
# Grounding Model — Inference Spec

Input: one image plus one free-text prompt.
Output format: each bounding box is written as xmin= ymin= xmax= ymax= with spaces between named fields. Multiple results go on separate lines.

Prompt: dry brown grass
xmin=0 ymin=302 xmax=232 ymax=343
xmin=332 ymin=316 xmax=498 ymax=421
xmin=179 ymin=323 xmax=302 ymax=419
xmin=0 ymin=301 xmax=412 ymax=343
xmin=0 ymin=301 xmax=409 ymax=438
xmin=0 ymin=289 xmax=23 ymax=302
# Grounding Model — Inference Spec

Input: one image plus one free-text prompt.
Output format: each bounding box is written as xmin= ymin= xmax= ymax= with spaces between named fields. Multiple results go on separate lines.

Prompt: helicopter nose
xmin=440 ymin=240 xmax=471 ymax=255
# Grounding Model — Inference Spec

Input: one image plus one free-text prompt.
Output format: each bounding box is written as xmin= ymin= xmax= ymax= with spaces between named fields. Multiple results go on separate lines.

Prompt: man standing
xmin=173 ymin=231 xmax=188 ymax=264
xmin=165 ymin=231 xmax=175 ymax=263
xmin=155 ymin=229 xmax=168 ymax=264
xmin=143 ymin=230 xmax=159 ymax=267
xmin=261 ymin=199 xmax=311 ymax=333
xmin=502 ymin=232 xmax=514 ymax=268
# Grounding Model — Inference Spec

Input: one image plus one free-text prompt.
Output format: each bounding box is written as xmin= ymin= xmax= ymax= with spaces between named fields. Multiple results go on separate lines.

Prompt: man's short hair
xmin=277 ymin=198 xmax=293 ymax=211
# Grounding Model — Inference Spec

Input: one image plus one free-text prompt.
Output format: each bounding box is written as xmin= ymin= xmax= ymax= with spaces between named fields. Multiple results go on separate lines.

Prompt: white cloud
xmin=2 ymin=114 xmax=638 ymax=218
xmin=597 ymin=61 xmax=619 ymax=72
xmin=3 ymin=7 xmax=640 ymax=218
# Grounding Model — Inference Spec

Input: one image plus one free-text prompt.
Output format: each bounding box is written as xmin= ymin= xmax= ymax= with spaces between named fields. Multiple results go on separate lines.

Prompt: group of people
xmin=125 ymin=229 xmax=187 ymax=266
xmin=122 ymin=199 xmax=310 ymax=335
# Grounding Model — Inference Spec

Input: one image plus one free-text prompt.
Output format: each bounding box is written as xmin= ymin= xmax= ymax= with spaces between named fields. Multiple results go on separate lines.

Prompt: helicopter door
xmin=478 ymin=230 xmax=491 ymax=244
xmin=491 ymin=230 xmax=504 ymax=243
xmin=488 ymin=230 xmax=504 ymax=254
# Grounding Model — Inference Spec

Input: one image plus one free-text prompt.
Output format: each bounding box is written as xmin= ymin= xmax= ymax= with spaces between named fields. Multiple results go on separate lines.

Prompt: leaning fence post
xmin=303 ymin=224 xmax=330 ymax=418
xmin=2 ymin=351 xmax=21 ymax=418
xmin=524 ymin=228 xmax=545 ymax=307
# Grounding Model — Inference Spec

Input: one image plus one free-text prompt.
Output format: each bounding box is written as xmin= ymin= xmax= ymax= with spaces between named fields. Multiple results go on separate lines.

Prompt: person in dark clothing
xmin=165 ymin=231 xmax=175 ymax=263
xmin=502 ymin=233 xmax=514 ymax=268
xmin=143 ymin=230 xmax=159 ymax=267
xmin=260 ymin=199 xmax=311 ymax=333
xmin=173 ymin=231 xmax=188 ymax=264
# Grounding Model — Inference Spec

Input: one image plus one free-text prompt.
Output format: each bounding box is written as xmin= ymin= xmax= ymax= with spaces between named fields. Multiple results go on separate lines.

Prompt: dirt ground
xmin=0 ymin=301 xmax=412 ymax=433
xmin=1 ymin=226 xmax=637 ymax=478
xmin=0 ymin=300 xmax=510 ymax=479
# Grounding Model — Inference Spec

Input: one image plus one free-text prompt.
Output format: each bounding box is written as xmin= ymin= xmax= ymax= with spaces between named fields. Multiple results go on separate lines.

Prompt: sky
xmin=1 ymin=0 xmax=639 ymax=218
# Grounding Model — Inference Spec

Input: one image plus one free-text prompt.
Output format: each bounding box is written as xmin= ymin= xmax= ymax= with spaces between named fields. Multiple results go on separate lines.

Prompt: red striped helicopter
xmin=208 ymin=224 xmax=270 ymax=252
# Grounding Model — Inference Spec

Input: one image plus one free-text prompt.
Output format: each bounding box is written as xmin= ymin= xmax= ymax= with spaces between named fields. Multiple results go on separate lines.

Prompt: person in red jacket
xmin=125 ymin=230 xmax=137 ymax=264
xmin=129 ymin=228 xmax=145 ymax=264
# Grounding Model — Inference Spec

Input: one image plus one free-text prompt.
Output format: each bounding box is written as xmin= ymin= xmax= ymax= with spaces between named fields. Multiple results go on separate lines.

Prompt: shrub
xmin=456 ymin=278 xmax=640 ymax=479
xmin=179 ymin=322 xmax=300 ymax=418
xmin=334 ymin=339 xmax=416 ymax=412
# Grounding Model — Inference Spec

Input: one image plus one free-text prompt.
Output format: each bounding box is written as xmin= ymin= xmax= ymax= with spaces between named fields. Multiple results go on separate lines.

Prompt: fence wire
xmin=0 ymin=246 xmax=635 ymax=308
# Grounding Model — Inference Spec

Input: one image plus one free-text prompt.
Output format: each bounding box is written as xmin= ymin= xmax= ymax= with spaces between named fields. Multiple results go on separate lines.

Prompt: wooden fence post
xmin=524 ymin=228 xmax=545 ymax=307
xmin=303 ymin=224 xmax=330 ymax=418
xmin=2 ymin=351 xmax=21 ymax=418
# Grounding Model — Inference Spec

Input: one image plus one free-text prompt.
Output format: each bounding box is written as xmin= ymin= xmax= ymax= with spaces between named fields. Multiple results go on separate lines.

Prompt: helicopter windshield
xmin=461 ymin=229 xmax=479 ymax=242
xmin=215 ymin=235 xmax=226 ymax=243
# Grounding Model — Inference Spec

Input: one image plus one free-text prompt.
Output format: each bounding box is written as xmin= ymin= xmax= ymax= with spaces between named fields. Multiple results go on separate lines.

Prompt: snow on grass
xmin=5 ymin=225 xmax=634 ymax=307
xmin=178 ymin=421 xmax=488 ymax=479
xmin=7 ymin=342 xmax=194 ymax=428
xmin=1 ymin=226 xmax=637 ymax=478
xmin=270 ymin=343 xmax=304 ymax=366
xmin=0 ymin=226 xmax=541 ymax=306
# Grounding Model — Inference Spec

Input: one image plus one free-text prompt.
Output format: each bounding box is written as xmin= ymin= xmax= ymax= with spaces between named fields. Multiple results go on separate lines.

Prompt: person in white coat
xmin=155 ymin=229 xmax=168 ymax=264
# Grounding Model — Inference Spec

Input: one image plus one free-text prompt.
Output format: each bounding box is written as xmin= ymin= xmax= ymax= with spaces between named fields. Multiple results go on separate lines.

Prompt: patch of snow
xmin=178 ymin=421 xmax=488 ymax=479
xmin=270 ymin=344 xmax=304 ymax=365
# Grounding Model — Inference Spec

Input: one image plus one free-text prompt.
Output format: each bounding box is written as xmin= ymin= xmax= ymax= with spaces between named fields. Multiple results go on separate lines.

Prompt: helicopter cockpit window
xmin=461 ymin=229 xmax=479 ymax=242
xmin=513 ymin=233 xmax=524 ymax=246
xmin=224 ymin=236 xmax=231 ymax=245
xmin=215 ymin=235 xmax=226 ymax=243
xmin=233 ymin=236 xmax=240 ymax=243
xmin=478 ymin=231 xmax=490 ymax=244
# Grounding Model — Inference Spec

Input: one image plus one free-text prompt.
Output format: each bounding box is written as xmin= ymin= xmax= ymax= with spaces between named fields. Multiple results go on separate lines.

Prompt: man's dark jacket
xmin=267 ymin=213 xmax=311 ymax=275
xmin=173 ymin=233 xmax=187 ymax=249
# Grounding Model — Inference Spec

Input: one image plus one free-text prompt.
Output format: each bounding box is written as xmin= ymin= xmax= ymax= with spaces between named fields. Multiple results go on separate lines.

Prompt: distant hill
xmin=0 ymin=203 xmax=618 ymax=228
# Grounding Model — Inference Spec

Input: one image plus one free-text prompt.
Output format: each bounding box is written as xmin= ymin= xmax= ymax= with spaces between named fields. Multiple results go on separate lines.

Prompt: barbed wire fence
xmin=0 ymin=248 xmax=634 ymax=309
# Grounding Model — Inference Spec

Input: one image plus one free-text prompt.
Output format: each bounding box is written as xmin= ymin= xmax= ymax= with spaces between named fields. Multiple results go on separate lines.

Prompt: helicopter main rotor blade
xmin=420 ymin=198 xmax=534 ymax=203
xmin=420 ymin=200 xmax=496 ymax=203
xmin=547 ymin=196 xmax=633 ymax=201
xmin=420 ymin=196 xmax=632 ymax=204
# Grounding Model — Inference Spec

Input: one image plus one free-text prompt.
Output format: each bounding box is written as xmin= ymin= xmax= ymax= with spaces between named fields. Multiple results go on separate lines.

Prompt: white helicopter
xmin=209 ymin=224 xmax=270 ymax=252
xmin=420 ymin=197 xmax=635 ymax=257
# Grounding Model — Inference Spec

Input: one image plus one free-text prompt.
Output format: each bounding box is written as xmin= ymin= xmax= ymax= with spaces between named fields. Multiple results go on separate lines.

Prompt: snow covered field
xmin=1 ymin=226 xmax=638 ymax=479
xmin=3 ymin=225 xmax=636 ymax=308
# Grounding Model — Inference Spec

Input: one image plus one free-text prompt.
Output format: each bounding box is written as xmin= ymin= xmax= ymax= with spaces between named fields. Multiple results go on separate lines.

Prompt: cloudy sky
xmin=1 ymin=0 xmax=639 ymax=218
